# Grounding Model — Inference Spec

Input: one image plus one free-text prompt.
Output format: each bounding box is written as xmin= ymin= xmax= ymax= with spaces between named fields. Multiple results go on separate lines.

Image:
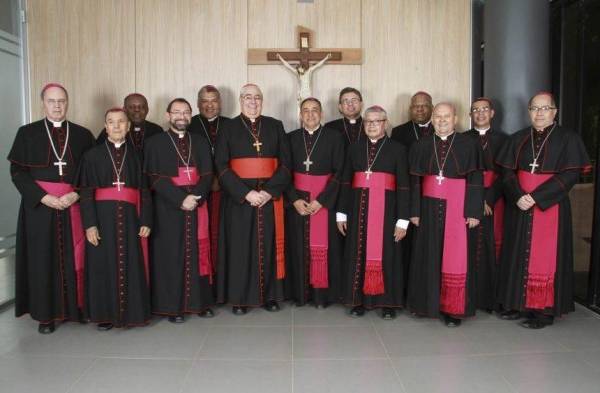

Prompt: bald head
xmin=431 ymin=102 xmax=457 ymax=137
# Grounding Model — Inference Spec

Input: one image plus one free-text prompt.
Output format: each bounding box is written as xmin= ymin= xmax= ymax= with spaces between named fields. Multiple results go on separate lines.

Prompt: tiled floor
xmin=1 ymin=304 xmax=599 ymax=393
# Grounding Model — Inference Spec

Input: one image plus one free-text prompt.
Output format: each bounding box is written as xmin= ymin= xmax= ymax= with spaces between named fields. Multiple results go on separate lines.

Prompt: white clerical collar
xmin=249 ymin=117 xmax=256 ymax=123
xmin=305 ymin=125 xmax=321 ymax=135
xmin=172 ymin=129 xmax=186 ymax=138
xmin=133 ymin=126 xmax=141 ymax=132
xmin=417 ymin=120 xmax=431 ymax=127
xmin=108 ymin=138 xmax=125 ymax=148
xmin=348 ymin=118 xmax=358 ymax=124
xmin=47 ymin=118 xmax=64 ymax=128
xmin=436 ymin=131 xmax=454 ymax=141
xmin=208 ymin=116 xmax=218 ymax=122
xmin=475 ymin=127 xmax=490 ymax=135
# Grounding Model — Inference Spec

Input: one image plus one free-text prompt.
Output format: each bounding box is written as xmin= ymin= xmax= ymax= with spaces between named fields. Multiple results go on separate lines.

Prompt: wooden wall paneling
xmin=136 ymin=0 xmax=247 ymax=126
xmin=247 ymin=0 xmax=361 ymax=131
xmin=27 ymin=0 xmax=136 ymax=134
xmin=361 ymin=0 xmax=471 ymax=130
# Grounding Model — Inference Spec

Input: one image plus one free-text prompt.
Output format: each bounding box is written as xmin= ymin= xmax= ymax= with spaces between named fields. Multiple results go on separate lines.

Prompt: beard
xmin=170 ymin=120 xmax=189 ymax=131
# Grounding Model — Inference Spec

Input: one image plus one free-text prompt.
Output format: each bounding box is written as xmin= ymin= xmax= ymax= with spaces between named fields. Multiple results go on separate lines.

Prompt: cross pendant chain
xmin=436 ymin=171 xmax=445 ymax=185
xmin=112 ymin=177 xmax=125 ymax=191
xmin=54 ymin=160 xmax=66 ymax=176
xmin=529 ymin=159 xmax=539 ymax=174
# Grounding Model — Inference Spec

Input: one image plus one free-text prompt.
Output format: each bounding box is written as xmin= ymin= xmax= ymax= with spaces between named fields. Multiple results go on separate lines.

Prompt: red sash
xmin=35 ymin=181 xmax=85 ymax=308
xmin=352 ymin=171 xmax=396 ymax=295
xmin=94 ymin=186 xmax=149 ymax=285
xmin=422 ymin=175 xmax=467 ymax=316
xmin=230 ymin=158 xmax=285 ymax=279
xmin=293 ymin=173 xmax=331 ymax=288
xmin=171 ymin=167 xmax=212 ymax=283
xmin=483 ymin=170 xmax=505 ymax=259
xmin=518 ymin=170 xmax=558 ymax=310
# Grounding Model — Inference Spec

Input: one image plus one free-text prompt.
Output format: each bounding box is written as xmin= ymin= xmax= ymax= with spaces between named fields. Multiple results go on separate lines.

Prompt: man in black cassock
xmin=215 ymin=84 xmax=291 ymax=315
xmin=8 ymin=83 xmax=95 ymax=334
xmin=324 ymin=87 xmax=364 ymax=146
xmin=284 ymin=97 xmax=345 ymax=308
xmin=336 ymin=105 xmax=410 ymax=320
xmin=391 ymin=91 xmax=434 ymax=148
xmin=407 ymin=103 xmax=483 ymax=327
xmin=144 ymin=98 xmax=214 ymax=323
xmin=496 ymin=92 xmax=591 ymax=329
xmin=464 ymin=98 xmax=508 ymax=312
xmin=189 ymin=85 xmax=230 ymax=279
xmin=96 ymin=93 xmax=162 ymax=155
xmin=78 ymin=108 xmax=151 ymax=330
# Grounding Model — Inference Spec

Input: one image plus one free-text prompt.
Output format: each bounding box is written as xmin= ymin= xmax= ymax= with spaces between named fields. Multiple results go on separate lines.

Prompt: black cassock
xmin=390 ymin=120 xmax=433 ymax=148
xmin=144 ymin=130 xmax=214 ymax=315
xmin=390 ymin=120 xmax=434 ymax=295
xmin=215 ymin=115 xmax=291 ymax=307
xmin=464 ymin=128 xmax=508 ymax=311
xmin=189 ymin=115 xmax=230 ymax=153
xmin=284 ymin=126 xmax=345 ymax=306
xmin=496 ymin=125 xmax=590 ymax=316
xmin=8 ymin=118 xmax=95 ymax=322
xmin=77 ymin=141 xmax=152 ymax=326
xmin=324 ymin=117 xmax=364 ymax=147
xmin=408 ymin=132 xmax=483 ymax=318
xmin=337 ymin=136 xmax=410 ymax=308
xmin=96 ymin=120 xmax=163 ymax=156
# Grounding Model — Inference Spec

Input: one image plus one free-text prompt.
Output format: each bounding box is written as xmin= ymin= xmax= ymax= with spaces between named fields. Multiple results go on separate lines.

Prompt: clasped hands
xmin=41 ymin=192 xmax=79 ymax=210
xmin=516 ymin=193 xmax=536 ymax=211
xmin=245 ymin=190 xmax=272 ymax=208
xmin=293 ymin=199 xmax=322 ymax=216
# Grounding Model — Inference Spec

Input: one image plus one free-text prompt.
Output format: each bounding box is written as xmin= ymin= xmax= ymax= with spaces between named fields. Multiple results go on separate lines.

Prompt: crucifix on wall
xmin=248 ymin=26 xmax=362 ymax=107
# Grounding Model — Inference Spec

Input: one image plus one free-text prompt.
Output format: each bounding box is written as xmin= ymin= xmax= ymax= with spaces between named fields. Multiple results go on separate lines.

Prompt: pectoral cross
xmin=54 ymin=159 xmax=66 ymax=176
xmin=436 ymin=171 xmax=445 ymax=185
xmin=253 ymin=140 xmax=262 ymax=153
xmin=183 ymin=166 xmax=193 ymax=180
xmin=303 ymin=157 xmax=313 ymax=171
xmin=529 ymin=159 xmax=539 ymax=174
xmin=365 ymin=169 xmax=373 ymax=180
xmin=112 ymin=178 xmax=125 ymax=191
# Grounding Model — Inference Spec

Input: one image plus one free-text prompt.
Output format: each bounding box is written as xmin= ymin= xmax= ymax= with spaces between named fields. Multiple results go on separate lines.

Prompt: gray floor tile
xmin=294 ymin=359 xmax=405 ymax=393
xmin=293 ymin=304 xmax=373 ymax=326
xmin=293 ymin=326 xmax=387 ymax=359
xmin=68 ymin=358 xmax=192 ymax=393
xmin=538 ymin=317 xmax=600 ymax=351
xmin=209 ymin=304 xmax=292 ymax=326
xmin=0 ymin=354 xmax=95 ymax=393
xmin=182 ymin=360 xmax=292 ymax=393
xmin=196 ymin=326 xmax=292 ymax=359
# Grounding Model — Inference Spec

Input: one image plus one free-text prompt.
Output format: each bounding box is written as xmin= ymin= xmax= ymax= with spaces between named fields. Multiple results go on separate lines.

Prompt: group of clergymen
xmin=8 ymin=81 xmax=591 ymax=334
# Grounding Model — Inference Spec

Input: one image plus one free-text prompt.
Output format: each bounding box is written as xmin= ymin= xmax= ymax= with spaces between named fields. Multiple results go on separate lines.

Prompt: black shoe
xmin=520 ymin=317 xmax=553 ymax=329
xmin=484 ymin=308 xmax=494 ymax=314
xmin=168 ymin=315 xmax=185 ymax=323
xmin=97 ymin=323 xmax=113 ymax=331
xmin=499 ymin=310 xmax=522 ymax=320
xmin=38 ymin=322 xmax=55 ymax=334
xmin=350 ymin=305 xmax=365 ymax=317
xmin=381 ymin=308 xmax=396 ymax=320
xmin=443 ymin=314 xmax=462 ymax=327
xmin=232 ymin=306 xmax=247 ymax=315
xmin=264 ymin=301 xmax=281 ymax=312
xmin=198 ymin=308 xmax=215 ymax=318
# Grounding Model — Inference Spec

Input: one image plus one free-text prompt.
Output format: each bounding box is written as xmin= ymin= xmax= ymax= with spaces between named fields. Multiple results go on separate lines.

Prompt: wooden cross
xmin=253 ymin=140 xmax=263 ymax=153
xmin=303 ymin=157 xmax=313 ymax=172
xmin=529 ymin=159 xmax=539 ymax=174
xmin=112 ymin=178 xmax=125 ymax=192
xmin=365 ymin=169 xmax=373 ymax=180
xmin=54 ymin=159 xmax=66 ymax=176
xmin=183 ymin=166 xmax=194 ymax=180
xmin=247 ymin=26 xmax=362 ymax=68
xmin=436 ymin=171 xmax=445 ymax=185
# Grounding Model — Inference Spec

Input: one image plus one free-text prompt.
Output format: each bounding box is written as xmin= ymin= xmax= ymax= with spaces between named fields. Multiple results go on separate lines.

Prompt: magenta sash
xmin=517 ymin=170 xmax=558 ymax=309
xmin=171 ymin=167 xmax=212 ymax=283
xmin=94 ymin=186 xmax=149 ymax=285
xmin=483 ymin=170 xmax=505 ymax=259
xmin=422 ymin=175 xmax=467 ymax=316
xmin=35 ymin=180 xmax=85 ymax=308
xmin=209 ymin=190 xmax=221 ymax=274
xmin=294 ymin=173 xmax=331 ymax=288
xmin=352 ymin=171 xmax=396 ymax=295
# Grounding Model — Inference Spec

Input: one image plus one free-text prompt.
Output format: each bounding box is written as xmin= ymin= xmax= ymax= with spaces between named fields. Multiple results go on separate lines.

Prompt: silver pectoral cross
xmin=365 ymin=169 xmax=373 ymax=180
xmin=529 ymin=159 xmax=539 ymax=174
xmin=112 ymin=178 xmax=125 ymax=191
xmin=303 ymin=157 xmax=313 ymax=171
xmin=183 ymin=166 xmax=193 ymax=180
xmin=436 ymin=171 xmax=445 ymax=185
xmin=54 ymin=159 xmax=66 ymax=176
